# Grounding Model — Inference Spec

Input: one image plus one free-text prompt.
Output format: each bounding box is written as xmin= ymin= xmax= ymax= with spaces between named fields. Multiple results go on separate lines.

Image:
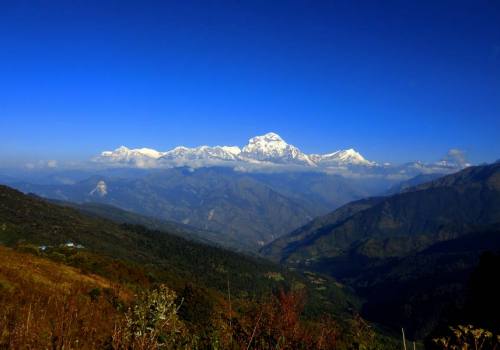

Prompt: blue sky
xmin=0 ymin=0 xmax=499 ymax=165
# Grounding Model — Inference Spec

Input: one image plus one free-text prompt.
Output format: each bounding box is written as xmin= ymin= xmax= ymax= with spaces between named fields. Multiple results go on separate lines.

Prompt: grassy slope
xmin=0 ymin=245 xmax=129 ymax=298
xmin=0 ymin=245 xmax=404 ymax=349
xmin=0 ymin=246 xmax=128 ymax=349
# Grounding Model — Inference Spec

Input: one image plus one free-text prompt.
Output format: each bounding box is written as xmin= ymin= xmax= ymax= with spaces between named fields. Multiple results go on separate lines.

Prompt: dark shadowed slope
xmin=263 ymin=163 xmax=500 ymax=264
xmin=262 ymin=163 xmax=500 ymax=338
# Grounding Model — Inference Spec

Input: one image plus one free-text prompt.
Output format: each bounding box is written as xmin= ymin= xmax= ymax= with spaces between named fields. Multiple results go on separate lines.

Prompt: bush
xmin=113 ymin=284 xmax=187 ymax=349
xmin=433 ymin=324 xmax=500 ymax=349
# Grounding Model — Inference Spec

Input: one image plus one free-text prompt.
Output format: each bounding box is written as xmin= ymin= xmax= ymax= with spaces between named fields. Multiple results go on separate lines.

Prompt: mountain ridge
xmin=263 ymin=162 xmax=500 ymax=264
xmin=91 ymin=133 xmax=471 ymax=182
xmin=95 ymin=132 xmax=372 ymax=169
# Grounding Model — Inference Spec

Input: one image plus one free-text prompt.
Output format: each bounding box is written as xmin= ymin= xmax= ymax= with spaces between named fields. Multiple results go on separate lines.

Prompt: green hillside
xmin=0 ymin=184 xmax=356 ymax=314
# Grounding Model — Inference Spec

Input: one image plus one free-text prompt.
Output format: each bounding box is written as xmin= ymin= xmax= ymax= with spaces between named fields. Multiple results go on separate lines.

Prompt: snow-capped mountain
xmin=310 ymin=149 xmax=375 ymax=167
xmin=160 ymin=145 xmax=241 ymax=163
xmin=240 ymin=132 xmax=316 ymax=166
xmin=96 ymin=146 xmax=165 ymax=168
xmin=95 ymin=133 xmax=322 ymax=168
xmin=93 ymin=132 xmax=469 ymax=178
xmin=100 ymin=146 xmax=165 ymax=160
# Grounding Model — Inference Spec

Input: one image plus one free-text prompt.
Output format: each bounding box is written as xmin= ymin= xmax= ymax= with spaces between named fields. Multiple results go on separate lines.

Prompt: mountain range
xmin=94 ymin=132 xmax=468 ymax=177
xmin=95 ymin=132 xmax=372 ymax=168
xmin=0 ymin=135 xmax=475 ymax=251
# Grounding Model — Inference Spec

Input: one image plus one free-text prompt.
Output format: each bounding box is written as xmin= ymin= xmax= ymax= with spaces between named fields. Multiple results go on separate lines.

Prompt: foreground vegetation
xmin=0 ymin=245 xmax=401 ymax=349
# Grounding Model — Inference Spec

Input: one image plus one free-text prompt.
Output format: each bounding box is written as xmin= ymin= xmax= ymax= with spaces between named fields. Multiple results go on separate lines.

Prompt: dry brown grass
xmin=0 ymin=246 xmax=130 ymax=349
xmin=0 ymin=246 xmax=375 ymax=349
xmin=0 ymin=246 xmax=130 ymax=297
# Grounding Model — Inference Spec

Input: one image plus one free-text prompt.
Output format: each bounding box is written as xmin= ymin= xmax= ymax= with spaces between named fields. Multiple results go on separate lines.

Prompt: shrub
xmin=113 ymin=284 xmax=187 ymax=349
xmin=433 ymin=324 xmax=500 ymax=350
